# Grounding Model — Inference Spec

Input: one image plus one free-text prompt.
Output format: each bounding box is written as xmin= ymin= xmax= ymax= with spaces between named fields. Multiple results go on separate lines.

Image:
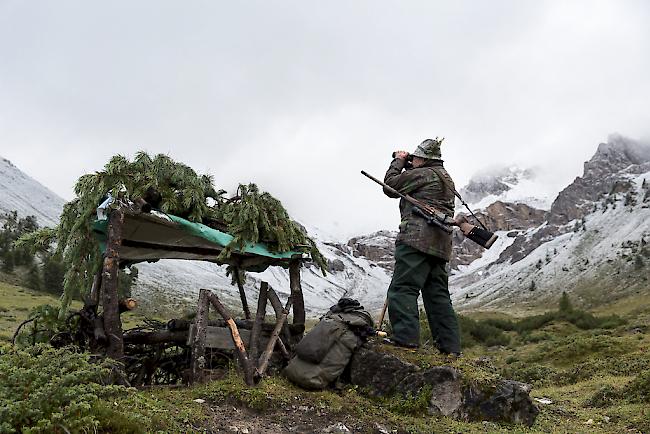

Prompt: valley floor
xmin=1 ymin=281 xmax=649 ymax=433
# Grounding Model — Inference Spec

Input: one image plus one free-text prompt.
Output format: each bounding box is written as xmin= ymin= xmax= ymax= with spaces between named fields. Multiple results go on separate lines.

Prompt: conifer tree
xmin=18 ymin=152 xmax=326 ymax=307
xmin=559 ymin=291 xmax=573 ymax=313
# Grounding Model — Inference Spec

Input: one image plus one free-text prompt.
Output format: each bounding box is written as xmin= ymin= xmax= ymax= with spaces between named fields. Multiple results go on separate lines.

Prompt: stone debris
xmin=322 ymin=422 xmax=352 ymax=433
xmin=534 ymin=397 xmax=553 ymax=405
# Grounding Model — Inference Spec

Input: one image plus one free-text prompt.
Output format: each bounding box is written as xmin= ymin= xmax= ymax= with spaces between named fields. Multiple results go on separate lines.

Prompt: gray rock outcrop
xmin=349 ymin=346 xmax=539 ymax=427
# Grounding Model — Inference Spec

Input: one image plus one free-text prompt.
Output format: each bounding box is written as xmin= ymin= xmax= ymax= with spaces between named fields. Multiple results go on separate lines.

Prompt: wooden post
xmin=88 ymin=269 xmax=102 ymax=308
xmin=250 ymin=282 xmax=268 ymax=362
xmin=206 ymin=291 xmax=256 ymax=386
xmin=102 ymin=209 xmax=125 ymax=361
xmin=267 ymin=287 xmax=292 ymax=352
xmin=191 ymin=288 xmax=209 ymax=383
xmin=289 ymin=260 xmax=304 ymax=327
xmin=257 ymin=296 xmax=292 ymax=377
xmin=234 ymin=267 xmax=251 ymax=320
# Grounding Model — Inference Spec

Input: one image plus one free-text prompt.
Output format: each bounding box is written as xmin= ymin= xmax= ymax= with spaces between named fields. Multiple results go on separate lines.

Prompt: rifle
xmin=361 ymin=170 xmax=498 ymax=249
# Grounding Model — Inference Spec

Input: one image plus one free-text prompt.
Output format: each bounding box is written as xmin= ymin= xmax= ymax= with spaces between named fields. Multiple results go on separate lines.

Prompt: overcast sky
xmin=1 ymin=1 xmax=649 ymax=239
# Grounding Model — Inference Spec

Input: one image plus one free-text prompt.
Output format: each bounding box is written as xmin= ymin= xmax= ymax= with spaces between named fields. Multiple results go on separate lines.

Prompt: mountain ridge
xmin=1 ymin=134 xmax=648 ymax=316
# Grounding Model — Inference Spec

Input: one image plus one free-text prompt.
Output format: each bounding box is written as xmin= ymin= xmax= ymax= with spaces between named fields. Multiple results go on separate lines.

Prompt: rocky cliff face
xmin=3 ymin=135 xmax=648 ymax=315
xmin=491 ymin=135 xmax=650 ymax=268
xmin=346 ymin=230 xmax=396 ymax=271
xmin=550 ymin=134 xmax=650 ymax=225
xmin=458 ymin=166 xmax=555 ymax=211
xmin=451 ymin=201 xmax=548 ymax=269
xmin=451 ymin=135 xmax=650 ymax=310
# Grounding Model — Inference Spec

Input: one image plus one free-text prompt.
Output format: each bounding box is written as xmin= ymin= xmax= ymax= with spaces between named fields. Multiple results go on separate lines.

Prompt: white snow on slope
xmin=136 ymin=235 xmax=392 ymax=316
xmin=451 ymin=171 xmax=650 ymax=308
xmin=469 ymin=176 xmax=555 ymax=211
xmin=461 ymin=166 xmax=557 ymax=212
xmin=453 ymin=230 xmax=516 ymax=275
xmin=0 ymin=158 xmax=65 ymax=227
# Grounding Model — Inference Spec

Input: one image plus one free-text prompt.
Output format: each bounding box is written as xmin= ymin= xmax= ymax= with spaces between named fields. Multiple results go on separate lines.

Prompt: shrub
xmin=586 ymin=384 xmax=620 ymax=408
xmin=457 ymin=315 xmax=510 ymax=348
xmin=0 ymin=344 xmax=129 ymax=433
xmin=13 ymin=304 xmax=76 ymax=346
xmin=624 ymin=371 xmax=650 ymax=403
xmin=501 ymin=362 xmax=558 ymax=386
xmin=529 ymin=335 xmax=631 ymax=365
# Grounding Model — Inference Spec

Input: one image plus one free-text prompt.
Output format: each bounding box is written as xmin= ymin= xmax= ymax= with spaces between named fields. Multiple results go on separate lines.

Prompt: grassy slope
xmin=1 ymin=280 xmax=649 ymax=433
xmin=0 ymin=281 xmax=142 ymax=342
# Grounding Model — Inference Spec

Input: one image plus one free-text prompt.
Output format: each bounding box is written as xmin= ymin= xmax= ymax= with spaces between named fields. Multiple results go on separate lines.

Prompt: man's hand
xmin=394 ymin=150 xmax=409 ymax=160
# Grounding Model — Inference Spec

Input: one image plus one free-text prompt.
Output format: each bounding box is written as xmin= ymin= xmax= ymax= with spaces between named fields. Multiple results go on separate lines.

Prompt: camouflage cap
xmin=411 ymin=138 xmax=444 ymax=160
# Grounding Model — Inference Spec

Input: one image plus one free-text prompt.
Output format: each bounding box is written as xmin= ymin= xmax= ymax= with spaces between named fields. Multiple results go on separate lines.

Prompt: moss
xmin=384 ymin=385 xmax=433 ymax=416
xmin=586 ymin=384 xmax=620 ymax=408
xmin=623 ymin=371 xmax=650 ymax=403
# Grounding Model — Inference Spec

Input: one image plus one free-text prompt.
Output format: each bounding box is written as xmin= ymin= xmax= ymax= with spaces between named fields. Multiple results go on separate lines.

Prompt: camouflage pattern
xmin=383 ymin=158 xmax=455 ymax=261
xmin=411 ymin=138 xmax=443 ymax=160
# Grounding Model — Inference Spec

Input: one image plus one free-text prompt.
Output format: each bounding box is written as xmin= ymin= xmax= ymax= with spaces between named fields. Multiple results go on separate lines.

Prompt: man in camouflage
xmin=383 ymin=138 xmax=461 ymax=355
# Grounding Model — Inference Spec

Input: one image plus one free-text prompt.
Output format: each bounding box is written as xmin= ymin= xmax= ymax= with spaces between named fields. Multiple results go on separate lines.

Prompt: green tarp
xmin=92 ymin=211 xmax=303 ymax=265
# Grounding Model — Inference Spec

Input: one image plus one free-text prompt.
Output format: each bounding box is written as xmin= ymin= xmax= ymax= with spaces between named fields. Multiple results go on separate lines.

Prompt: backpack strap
xmin=430 ymin=166 xmax=462 ymax=202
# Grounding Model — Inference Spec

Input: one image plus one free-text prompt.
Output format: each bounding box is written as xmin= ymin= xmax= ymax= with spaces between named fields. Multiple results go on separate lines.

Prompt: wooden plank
xmin=257 ymin=296 xmax=292 ymax=377
xmin=188 ymin=325 xmax=273 ymax=350
xmin=267 ymin=286 xmax=292 ymax=352
xmin=206 ymin=292 xmax=256 ymax=385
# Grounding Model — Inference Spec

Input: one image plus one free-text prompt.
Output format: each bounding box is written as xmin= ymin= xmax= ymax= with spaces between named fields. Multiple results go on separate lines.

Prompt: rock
xmin=193 ymin=398 xmax=206 ymax=404
xmin=328 ymin=259 xmax=346 ymax=272
xmin=346 ymin=231 xmax=397 ymax=271
xmin=349 ymin=345 xmax=539 ymax=426
xmin=322 ymin=422 xmax=351 ymax=433
xmin=393 ymin=366 xmax=462 ymax=417
xmin=534 ymin=397 xmax=553 ymax=405
xmin=461 ymin=380 xmax=538 ymax=426
xmin=348 ymin=346 xmax=418 ymax=397
xmin=373 ymin=422 xmax=390 ymax=434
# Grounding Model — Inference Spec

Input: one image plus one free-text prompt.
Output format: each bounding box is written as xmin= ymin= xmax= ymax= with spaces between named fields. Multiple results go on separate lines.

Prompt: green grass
xmin=2 ymin=279 xmax=649 ymax=433
xmin=0 ymin=281 xmax=76 ymax=341
xmin=0 ymin=281 xmax=144 ymax=342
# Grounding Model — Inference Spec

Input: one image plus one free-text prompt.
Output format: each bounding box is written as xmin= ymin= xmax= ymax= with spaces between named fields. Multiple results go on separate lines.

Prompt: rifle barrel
xmin=360 ymin=170 xmax=403 ymax=199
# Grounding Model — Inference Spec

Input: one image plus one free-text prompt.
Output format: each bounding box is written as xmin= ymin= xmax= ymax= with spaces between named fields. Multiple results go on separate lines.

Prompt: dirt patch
xmin=200 ymin=399 xmax=393 ymax=434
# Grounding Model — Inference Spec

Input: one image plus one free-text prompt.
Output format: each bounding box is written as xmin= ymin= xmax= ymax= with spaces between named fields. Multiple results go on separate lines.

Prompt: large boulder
xmin=349 ymin=345 xmax=539 ymax=427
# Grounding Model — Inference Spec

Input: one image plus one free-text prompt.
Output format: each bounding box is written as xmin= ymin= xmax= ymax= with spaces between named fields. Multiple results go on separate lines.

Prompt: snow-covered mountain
xmin=134 ymin=232 xmax=392 ymax=317
xmin=0 ymin=158 xmax=65 ymax=227
xmin=2 ymin=134 xmax=648 ymax=316
xmin=459 ymin=166 xmax=556 ymax=211
xmin=0 ymin=157 xmax=391 ymax=316
xmin=451 ymin=135 xmax=650 ymax=310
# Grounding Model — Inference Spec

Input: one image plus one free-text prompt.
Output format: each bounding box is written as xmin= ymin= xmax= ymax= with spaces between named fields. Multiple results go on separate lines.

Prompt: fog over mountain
xmin=2 ymin=134 xmax=648 ymax=316
xmin=1 ymin=1 xmax=650 ymax=238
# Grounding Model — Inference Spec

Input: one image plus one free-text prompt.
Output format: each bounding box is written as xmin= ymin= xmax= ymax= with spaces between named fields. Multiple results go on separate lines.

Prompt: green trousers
xmin=387 ymin=243 xmax=461 ymax=353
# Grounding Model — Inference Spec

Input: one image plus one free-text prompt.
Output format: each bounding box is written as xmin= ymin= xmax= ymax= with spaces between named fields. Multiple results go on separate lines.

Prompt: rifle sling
xmin=430 ymin=166 xmax=489 ymax=231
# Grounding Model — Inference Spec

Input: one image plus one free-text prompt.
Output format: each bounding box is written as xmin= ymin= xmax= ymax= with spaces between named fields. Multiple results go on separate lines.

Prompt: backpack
xmin=283 ymin=299 xmax=374 ymax=390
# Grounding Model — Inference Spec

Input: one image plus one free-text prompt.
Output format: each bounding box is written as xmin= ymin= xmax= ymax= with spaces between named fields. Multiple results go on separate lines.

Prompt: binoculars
xmin=391 ymin=152 xmax=414 ymax=161
xmin=392 ymin=152 xmax=414 ymax=169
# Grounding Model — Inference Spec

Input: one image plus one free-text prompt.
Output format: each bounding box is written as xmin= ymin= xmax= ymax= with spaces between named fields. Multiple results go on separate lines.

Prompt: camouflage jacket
xmin=383 ymin=158 xmax=455 ymax=261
